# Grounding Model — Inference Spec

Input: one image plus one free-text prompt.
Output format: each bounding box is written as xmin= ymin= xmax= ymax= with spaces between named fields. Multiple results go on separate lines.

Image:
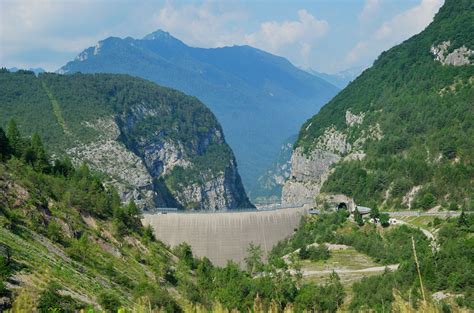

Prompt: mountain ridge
xmin=58 ymin=30 xmax=339 ymax=200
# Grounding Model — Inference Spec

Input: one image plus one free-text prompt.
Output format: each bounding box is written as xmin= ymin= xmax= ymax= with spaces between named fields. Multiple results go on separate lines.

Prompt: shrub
xmin=98 ymin=291 xmax=121 ymax=312
xmin=37 ymin=283 xmax=83 ymax=312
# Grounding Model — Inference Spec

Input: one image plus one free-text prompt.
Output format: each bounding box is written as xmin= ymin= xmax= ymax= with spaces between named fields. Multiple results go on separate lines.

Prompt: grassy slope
xmin=0 ymin=162 xmax=183 ymax=310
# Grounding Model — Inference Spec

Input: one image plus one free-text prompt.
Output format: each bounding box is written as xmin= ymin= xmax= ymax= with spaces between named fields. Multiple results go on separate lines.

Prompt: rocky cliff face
xmin=178 ymin=159 xmax=251 ymax=210
xmin=281 ymin=148 xmax=340 ymax=206
xmin=115 ymin=104 xmax=251 ymax=211
xmin=0 ymin=72 xmax=253 ymax=211
xmin=62 ymin=113 xmax=250 ymax=211
xmin=431 ymin=41 xmax=473 ymax=66
xmin=66 ymin=118 xmax=157 ymax=208
xmin=252 ymin=136 xmax=295 ymax=204
xmin=282 ymin=110 xmax=382 ymax=206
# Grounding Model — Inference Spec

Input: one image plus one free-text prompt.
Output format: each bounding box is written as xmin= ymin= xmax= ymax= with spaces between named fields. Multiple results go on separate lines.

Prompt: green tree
xmin=37 ymin=283 xmax=82 ymax=312
xmin=379 ymin=213 xmax=390 ymax=227
xmin=98 ymin=291 xmax=121 ymax=312
xmin=298 ymin=245 xmax=309 ymax=259
xmin=354 ymin=209 xmax=364 ymax=226
xmin=0 ymin=127 xmax=10 ymax=159
xmin=46 ymin=220 xmax=64 ymax=243
xmin=174 ymin=243 xmax=194 ymax=269
xmin=53 ymin=157 xmax=74 ymax=177
xmin=143 ymin=225 xmax=155 ymax=242
xmin=126 ymin=200 xmax=140 ymax=217
xmin=308 ymin=245 xmax=331 ymax=261
xmin=25 ymin=133 xmax=49 ymax=172
xmin=369 ymin=206 xmax=380 ymax=220
xmin=245 ymin=242 xmax=263 ymax=275
xmin=6 ymin=120 xmax=24 ymax=157
xmin=457 ymin=210 xmax=468 ymax=228
xmin=420 ymin=193 xmax=436 ymax=210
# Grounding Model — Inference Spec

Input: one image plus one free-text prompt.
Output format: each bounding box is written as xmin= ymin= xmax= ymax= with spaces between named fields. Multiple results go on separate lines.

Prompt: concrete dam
xmin=142 ymin=207 xmax=307 ymax=266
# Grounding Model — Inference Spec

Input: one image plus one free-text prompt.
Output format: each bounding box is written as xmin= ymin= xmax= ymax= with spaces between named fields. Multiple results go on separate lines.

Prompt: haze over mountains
xmin=59 ymin=30 xmax=339 ymax=201
xmin=307 ymin=66 xmax=367 ymax=89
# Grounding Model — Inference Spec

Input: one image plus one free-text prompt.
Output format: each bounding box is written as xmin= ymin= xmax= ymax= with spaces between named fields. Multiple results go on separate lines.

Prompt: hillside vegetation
xmin=270 ymin=209 xmax=474 ymax=312
xmin=1 ymin=122 xmax=472 ymax=312
xmin=0 ymin=70 xmax=252 ymax=210
xmin=296 ymin=0 xmax=474 ymax=210
xmin=0 ymin=127 xmax=347 ymax=312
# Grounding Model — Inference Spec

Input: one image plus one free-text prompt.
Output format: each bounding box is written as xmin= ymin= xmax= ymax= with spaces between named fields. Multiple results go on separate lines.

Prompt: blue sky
xmin=0 ymin=0 xmax=443 ymax=73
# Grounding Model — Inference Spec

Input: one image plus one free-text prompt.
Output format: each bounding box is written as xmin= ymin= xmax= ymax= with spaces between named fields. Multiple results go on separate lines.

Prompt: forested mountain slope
xmin=0 ymin=129 xmax=344 ymax=312
xmin=1 ymin=121 xmax=472 ymax=312
xmin=283 ymin=0 xmax=474 ymax=210
xmin=58 ymin=31 xmax=339 ymax=200
xmin=0 ymin=70 xmax=252 ymax=210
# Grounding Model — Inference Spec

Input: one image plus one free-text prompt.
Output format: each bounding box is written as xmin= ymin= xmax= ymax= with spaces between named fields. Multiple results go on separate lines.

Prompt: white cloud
xmin=153 ymin=2 xmax=247 ymax=48
xmin=0 ymin=0 xmax=163 ymax=70
xmin=1 ymin=0 xmax=329 ymax=70
xmin=154 ymin=4 xmax=328 ymax=67
xmin=347 ymin=0 xmax=443 ymax=65
xmin=359 ymin=0 xmax=381 ymax=22
xmin=244 ymin=10 xmax=328 ymax=56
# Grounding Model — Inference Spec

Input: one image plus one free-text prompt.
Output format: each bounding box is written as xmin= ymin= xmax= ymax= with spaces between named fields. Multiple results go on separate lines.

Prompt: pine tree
xmin=0 ymin=127 xmax=10 ymax=159
xmin=28 ymin=133 xmax=49 ymax=171
xmin=245 ymin=242 xmax=263 ymax=275
xmin=379 ymin=213 xmax=390 ymax=227
xmin=6 ymin=120 xmax=24 ymax=157
xmin=126 ymin=200 xmax=140 ymax=217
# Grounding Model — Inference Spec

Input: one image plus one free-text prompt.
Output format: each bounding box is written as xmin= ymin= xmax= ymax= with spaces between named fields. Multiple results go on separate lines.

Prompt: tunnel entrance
xmin=337 ymin=202 xmax=348 ymax=210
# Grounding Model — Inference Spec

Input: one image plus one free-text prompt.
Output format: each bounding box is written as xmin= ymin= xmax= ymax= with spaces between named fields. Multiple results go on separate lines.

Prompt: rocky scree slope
xmin=0 ymin=71 xmax=252 ymax=210
xmin=58 ymin=31 xmax=339 ymax=201
xmin=283 ymin=0 xmax=474 ymax=210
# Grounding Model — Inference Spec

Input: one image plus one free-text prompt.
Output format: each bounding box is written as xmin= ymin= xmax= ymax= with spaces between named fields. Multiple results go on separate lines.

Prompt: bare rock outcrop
xmin=282 ymin=109 xmax=383 ymax=206
xmin=281 ymin=147 xmax=340 ymax=206
xmin=431 ymin=41 xmax=473 ymax=66
xmin=67 ymin=118 xmax=157 ymax=208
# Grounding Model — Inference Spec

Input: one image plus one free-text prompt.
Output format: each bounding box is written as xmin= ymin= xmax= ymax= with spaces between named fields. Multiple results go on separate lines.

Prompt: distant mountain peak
xmin=141 ymin=29 xmax=187 ymax=49
xmin=143 ymin=29 xmax=176 ymax=41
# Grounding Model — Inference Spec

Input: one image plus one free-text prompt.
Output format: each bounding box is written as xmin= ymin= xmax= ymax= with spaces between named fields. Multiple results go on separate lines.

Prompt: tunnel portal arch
xmin=337 ymin=202 xmax=348 ymax=210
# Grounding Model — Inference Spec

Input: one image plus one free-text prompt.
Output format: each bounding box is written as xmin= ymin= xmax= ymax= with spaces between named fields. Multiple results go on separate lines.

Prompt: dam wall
xmin=142 ymin=207 xmax=307 ymax=266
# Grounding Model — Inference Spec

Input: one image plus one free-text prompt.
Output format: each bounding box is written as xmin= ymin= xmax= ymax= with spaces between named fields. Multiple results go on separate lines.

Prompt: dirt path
xmin=394 ymin=219 xmax=435 ymax=240
xmin=296 ymin=264 xmax=399 ymax=277
xmin=393 ymin=218 xmax=439 ymax=251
